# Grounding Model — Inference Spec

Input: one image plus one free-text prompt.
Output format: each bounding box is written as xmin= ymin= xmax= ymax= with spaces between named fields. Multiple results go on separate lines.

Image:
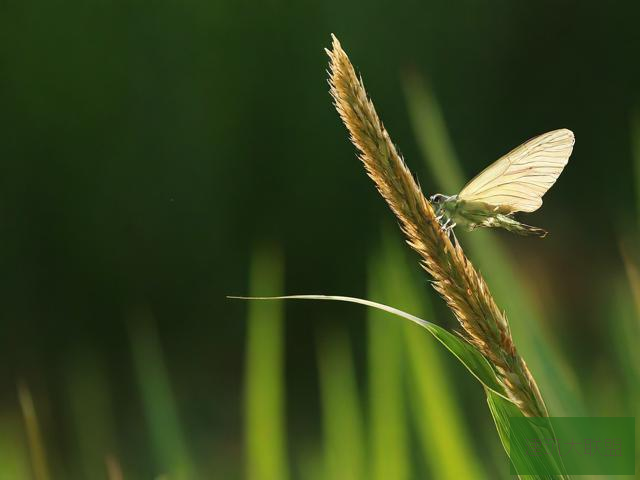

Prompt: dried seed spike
xmin=327 ymin=35 xmax=547 ymax=417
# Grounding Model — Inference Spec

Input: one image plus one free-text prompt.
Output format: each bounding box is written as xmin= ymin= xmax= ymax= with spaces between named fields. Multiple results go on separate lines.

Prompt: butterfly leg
xmin=441 ymin=220 xmax=457 ymax=242
xmin=446 ymin=222 xmax=457 ymax=239
xmin=450 ymin=227 xmax=459 ymax=245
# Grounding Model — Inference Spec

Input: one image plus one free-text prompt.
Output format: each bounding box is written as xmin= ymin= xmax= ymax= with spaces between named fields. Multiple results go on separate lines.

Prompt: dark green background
xmin=1 ymin=0 xmax=639 ymax=477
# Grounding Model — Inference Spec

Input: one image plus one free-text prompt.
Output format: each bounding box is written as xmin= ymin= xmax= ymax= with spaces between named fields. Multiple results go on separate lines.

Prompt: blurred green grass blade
xmin=374 ymin=230 xmax=485 ymax=480
xmin=625 ymin=114 xmax=640 ymax=462
xmin=317 ymin=328 xmax=366 ymax=480
xmin=619 ymin=250 xmax=640 ymax=381
xmin=297 ymin=444 xmax=325 ymax=480
xmin=402 ymin=73 xmax=585 ymax=416
xmin=403 ymin=71 xmax=464 ymax=194
xmin=244 ymin=245 xmax=288 ymax=480
xmin=615 ymin=252 xmax=640 ymax=465
xmin=129 ymin=309 xmax=195 ymax=480
xmin=0 ymin=412 xmax=32 ymax=480
xmin=632 ymin=112 xmax=640 ymax=222
xmin=368 ymin=256 xmax=410 ymax=480
xmin=105 ymin=454 xmax=124 ymax=480
xmin=17 ymin=382 xmax=50 ymax=480
xmin=610 ymin=280 xmax=640 ymax=470
xmin=64 ymin=349 xmax=118 ymax=479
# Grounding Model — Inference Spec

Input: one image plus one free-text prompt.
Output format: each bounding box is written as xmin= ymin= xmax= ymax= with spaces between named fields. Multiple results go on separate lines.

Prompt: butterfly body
xmin=433 ymin=194 xmax=548 ymax=237
xmin=429 ymin=129 xmax=574 ymax=238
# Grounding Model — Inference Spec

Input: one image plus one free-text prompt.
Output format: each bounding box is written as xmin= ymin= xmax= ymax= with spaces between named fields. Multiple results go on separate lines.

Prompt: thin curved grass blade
xmin=228 ymin=295 xmax=508 ymax=400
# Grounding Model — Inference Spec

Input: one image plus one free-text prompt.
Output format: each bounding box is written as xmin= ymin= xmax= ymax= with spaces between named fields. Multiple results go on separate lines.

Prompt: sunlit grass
xmin=18 ymin=382 xmax=50 ymax=480
xmin=367 ymin=250 xmax=409 ymax=480
xmin=0 ymin=411 xmax=31 ymax=480
xmin=632 ymin=113 xmax=640 ymax=222
xmin=317 ymin=328 xmax=366 ymax=480
xmin=244 ymin=245 xmax=288 ymax=480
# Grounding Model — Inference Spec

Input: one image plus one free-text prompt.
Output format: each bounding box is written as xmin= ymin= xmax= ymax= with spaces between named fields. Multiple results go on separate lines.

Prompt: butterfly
xmin=429 ymin=128 xmax=574 ymax=238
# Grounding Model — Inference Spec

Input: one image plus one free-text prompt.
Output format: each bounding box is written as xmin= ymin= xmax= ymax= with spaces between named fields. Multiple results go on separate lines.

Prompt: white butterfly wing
xmin=458 ymin=129 xmax=574 ymax=213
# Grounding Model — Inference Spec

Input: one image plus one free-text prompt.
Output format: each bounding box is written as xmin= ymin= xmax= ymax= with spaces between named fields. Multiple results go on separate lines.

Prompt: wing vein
xmin=458 ymin=129 xmax=574 ymax=213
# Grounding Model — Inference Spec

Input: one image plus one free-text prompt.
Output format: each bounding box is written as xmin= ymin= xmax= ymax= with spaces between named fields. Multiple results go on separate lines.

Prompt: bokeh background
xmin=1 ymin=1 xmax=639 ymax=479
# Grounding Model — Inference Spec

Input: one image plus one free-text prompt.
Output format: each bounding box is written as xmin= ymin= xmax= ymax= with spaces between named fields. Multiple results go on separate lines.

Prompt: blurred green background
xmin=1 ymin=1 xmax=639 ymax=479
